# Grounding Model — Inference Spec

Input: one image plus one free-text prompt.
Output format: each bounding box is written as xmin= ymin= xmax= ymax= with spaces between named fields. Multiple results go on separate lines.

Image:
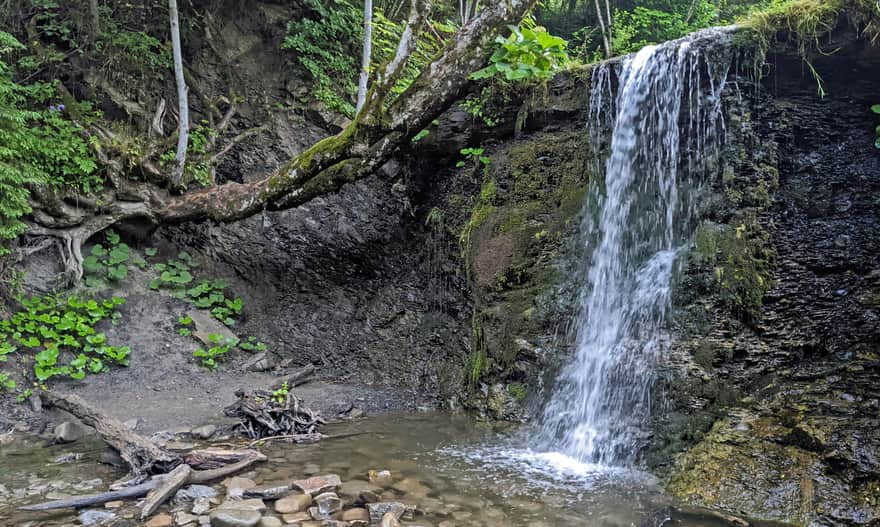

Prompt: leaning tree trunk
xmin=153 ymin=0 xmax=537 ymax=224
xmin=168 ymin=0 xmax=189 ymax=186
xmin=357 ymin=0 xmax=373 ymax=113
xmin=25 ymin=0 xmax=539 ymax=254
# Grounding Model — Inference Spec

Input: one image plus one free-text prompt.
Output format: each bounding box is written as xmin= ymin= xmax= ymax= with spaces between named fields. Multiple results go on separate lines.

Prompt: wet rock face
xmin=659 ymin=33 xmax=880 ymax=527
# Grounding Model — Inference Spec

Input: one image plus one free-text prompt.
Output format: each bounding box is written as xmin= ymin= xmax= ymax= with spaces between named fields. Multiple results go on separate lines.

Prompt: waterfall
xmin=537 ymin=29 xmax=733 ymax=466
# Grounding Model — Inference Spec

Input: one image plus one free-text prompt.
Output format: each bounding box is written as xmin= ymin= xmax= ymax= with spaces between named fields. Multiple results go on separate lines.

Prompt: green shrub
xmin=0 ymin=31 xmax=100 ymax=254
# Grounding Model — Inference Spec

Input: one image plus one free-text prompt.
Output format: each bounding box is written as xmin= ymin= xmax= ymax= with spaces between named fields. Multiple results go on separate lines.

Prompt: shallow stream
xmin=0 ymin=413 xmax=787 ymax=527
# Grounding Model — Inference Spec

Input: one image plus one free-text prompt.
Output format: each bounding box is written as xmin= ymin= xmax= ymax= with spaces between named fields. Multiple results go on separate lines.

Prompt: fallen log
xmin=19 ymin=450 xmax=266 ymax=512
xmin=269 ymin=364 xmax=316 ymax=390
xmin=41 ymin=391 xmax=180 ymax=478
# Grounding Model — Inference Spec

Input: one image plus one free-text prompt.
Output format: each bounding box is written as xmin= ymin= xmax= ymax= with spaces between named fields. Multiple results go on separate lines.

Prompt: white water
xmin=535 ymin=29 xmax=732 ymax=468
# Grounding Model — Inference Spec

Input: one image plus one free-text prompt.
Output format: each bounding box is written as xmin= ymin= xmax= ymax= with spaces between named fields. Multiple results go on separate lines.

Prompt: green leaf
xmin=90 ymin=244 xmax=107 ymax=257
xmin=871 ymin=104 xmax=880 ymax=114
xmin=172 ymin=270 xmax=193 ymax=284
xmin=144 ymin=247 xmax=157 ymax=257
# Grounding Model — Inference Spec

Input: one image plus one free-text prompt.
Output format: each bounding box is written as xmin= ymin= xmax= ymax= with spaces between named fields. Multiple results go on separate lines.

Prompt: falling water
xmin=537 ymin=29 xmax=733 ymax=466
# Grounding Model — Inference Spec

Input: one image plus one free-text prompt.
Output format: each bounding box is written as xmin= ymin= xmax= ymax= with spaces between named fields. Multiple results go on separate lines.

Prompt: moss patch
xmin=452 ymin=129 xmax=593 ymax=414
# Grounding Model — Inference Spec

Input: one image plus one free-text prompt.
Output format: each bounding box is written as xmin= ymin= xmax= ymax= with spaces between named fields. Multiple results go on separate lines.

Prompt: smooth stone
xmin=367 ymin=470 xmax=393 ymax=487
xmin=368 ymin=502 xmax=406 ymax=524
xmin=78 ymin=509 xmax=115 ymax=526
xmin=391 ymin=479 xmax=430 ymax=498
xmin=224 ymin=477 xmax=257 ymax=491
xmin=123 ymin=418 xmax=139 ymax=430
xmin=145 ymin=513 xmax=173 ymax=527
xmin=314 ymin=492 xmax=342 ymax=515
xmin=281 ymin=511 xmax=310 ymax=523
xmin=218 ymin=498 xmax=266 ymax=512
xmin=54 ymin=421 xmax=91 ymax=443
xmin=381 ymin=512 xmax=402 ymax=527
xmin=192 ymin=424 xmax=216 ymax=440
xmin=341 ymin=508 xmax=370 ymax=522
xmin=338 ymin=480 xmax=382 ymax=503
xmin=259 ymin=517 xmax=283 ymax=527
xmin=209 ymin=509 xmax=262 ymax=527
xmin=291 ymin=474 xmax=342 ymax=496
xmin=274 ymin=492 xmax=313 ymax=513
xmin=244 ymin=485 xmax=291 ymax=500
xmin=104 ymin=500 xmax=124 ymax=508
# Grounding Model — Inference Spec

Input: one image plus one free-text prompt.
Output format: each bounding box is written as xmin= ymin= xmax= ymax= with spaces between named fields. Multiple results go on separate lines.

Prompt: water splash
xmin=537 ymin=29 xmax=733 ymax=466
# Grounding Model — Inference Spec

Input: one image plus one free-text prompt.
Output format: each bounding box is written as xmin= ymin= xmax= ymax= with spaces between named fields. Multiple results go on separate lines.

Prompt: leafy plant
xmin=456 ymin=147 xmax=491 ymax=168
xmin=83 ymin=230 xmax=131 ymax=287
xmin=471 ymin=22 xmax=568 ymax=82
xmin=272 ymin=381 xmax=289 ymax=404
xmin=176 ymin=315 xmax=193 ymax=337
xmin=239 ymin=336 xmax=267 ymax=353
xmin=149 ymin=252 xmax=197 ymax=293
xmin=16 ymin=387 xmax=32 ymax=402
xmin=149 ymin=253 xmax=245 ymax=326
xmin=193 ymin=333 xmax=239 ymax=370
xmin=0 ymin=372 xmax=14 ymax=390
xmin=872 ymin=103 xmax=880 ymax=149
xmin=0 ymin=294 xmax=129 ymax=382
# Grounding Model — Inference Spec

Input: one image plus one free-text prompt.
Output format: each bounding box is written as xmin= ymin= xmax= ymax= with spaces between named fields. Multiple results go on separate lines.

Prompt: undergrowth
xmin=736 ymin=0 xmax=880 ymax=96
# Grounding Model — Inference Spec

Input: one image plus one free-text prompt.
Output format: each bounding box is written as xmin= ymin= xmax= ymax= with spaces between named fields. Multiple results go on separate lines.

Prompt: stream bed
xmin=1 ymin=413 xmax=778 ymax=527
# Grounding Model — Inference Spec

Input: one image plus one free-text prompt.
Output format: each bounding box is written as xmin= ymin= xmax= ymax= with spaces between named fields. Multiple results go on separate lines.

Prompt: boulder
xmin=53 ymin=421 xmax=91 ymax=443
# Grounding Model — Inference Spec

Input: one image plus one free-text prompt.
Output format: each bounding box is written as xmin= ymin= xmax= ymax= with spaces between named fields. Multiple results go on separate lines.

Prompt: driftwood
xmin=270 ymin=363 xmax=316 ymax=390
xmin=140 ymin=464 xmax=191 ymax=519
xmin=19 ymin=450 xmax=266 ymax=512
xmin=224 ymin=389 xmax=324 ymax=440
xmin=25 ymin=390 xmax=269 ymax=516
xmin=40 ymin=391 xmax=180 ymax=478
